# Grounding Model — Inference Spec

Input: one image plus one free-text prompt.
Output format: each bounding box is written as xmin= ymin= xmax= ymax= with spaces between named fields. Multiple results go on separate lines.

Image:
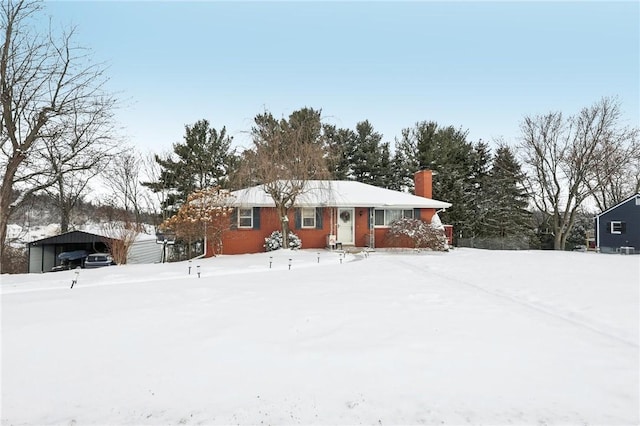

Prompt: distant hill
xmin=8 ymin=193 xmax=160 ymax=244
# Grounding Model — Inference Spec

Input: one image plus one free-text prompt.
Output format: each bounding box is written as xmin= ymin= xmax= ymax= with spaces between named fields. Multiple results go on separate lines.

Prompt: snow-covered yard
xmin=1 ymin=248 xmax=638 ymax=425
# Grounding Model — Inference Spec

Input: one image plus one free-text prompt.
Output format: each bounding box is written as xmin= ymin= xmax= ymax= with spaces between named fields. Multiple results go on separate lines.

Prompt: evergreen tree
xmin=389 ymin=141 xmax=415 ymax=191
xmin=349 ymin=121 xmax=383 ymax=185
xmin=395 ymin=121 xmax=486 ymax=241
xmin=143 ymin=119 xmax=236 ymax=216
xmin=467 ymin=141 xmax=493 ymax=237
xmin=323 ymin=124 xmax=354 ymax=180
xmin=344 ymin=120 xmax=395 ymax=187
xmin=372 ymin=142 xmax=393 ymax=188
xmin=484 ymin=144 xmax=531 ymax=240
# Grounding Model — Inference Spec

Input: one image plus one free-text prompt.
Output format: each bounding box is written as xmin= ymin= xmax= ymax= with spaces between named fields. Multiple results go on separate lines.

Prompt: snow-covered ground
xmin=1 ymin=248 xmax=638 ymax=425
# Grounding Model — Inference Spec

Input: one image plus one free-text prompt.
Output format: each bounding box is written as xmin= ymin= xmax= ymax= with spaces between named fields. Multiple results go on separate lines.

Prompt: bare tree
xmin=581 ymin=100 xmax=640 ymax=211
xmin=240 ymin=108 xmax=330 ymax=248
xmin=103 ymin=149 xmax=149 ymax=228
xmin=519 ymin=97 xmax=638 ymax=250
xmin=100 ymin=219 xmax=137 ymax=265
xmin=140 ymin=150 xmax=169 ymax=225
xmin=42 ymin=105 xmax=118 ymax=232
xmin=0 ymin=0 xmax=116 ymax=271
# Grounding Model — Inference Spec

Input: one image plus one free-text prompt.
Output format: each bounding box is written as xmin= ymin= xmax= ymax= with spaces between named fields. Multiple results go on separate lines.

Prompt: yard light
xmin=317 ymin=252 xmax=320 ymax=263
xmin=269 ymin=256 xmax=273 ymax=269
xmin=197 ymin=265 xmax=201 ymax=278
xmin=339 ymin=252 xmax=343 ymax=264
xmin=70 ymin=270 xmax=79 ymax=289
xmin=188 ymin=260 xmax=192 ymax=275
xmin=288 ymin=258 xmax=292 ymax=270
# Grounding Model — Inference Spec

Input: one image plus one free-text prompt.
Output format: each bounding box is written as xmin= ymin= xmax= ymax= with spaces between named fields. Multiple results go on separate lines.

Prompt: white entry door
xmin=337 ymin=208 xmax=355 ymax=245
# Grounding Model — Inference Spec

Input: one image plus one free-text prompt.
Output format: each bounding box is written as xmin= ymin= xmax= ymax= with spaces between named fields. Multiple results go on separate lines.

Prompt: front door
xmin=337 ymin=208 xmax=355 ymax=245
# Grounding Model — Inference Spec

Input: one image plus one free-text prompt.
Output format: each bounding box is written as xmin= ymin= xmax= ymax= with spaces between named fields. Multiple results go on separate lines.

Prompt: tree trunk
xmin=554 ymin=232 xmax=565 ymax=250
xmin=278 ymin=204 xmax=290 ymax=249
xmin=0 ymin=154 xmax=24 ymax=273
xmin=0 ymin=193 xmax=11 ymax=273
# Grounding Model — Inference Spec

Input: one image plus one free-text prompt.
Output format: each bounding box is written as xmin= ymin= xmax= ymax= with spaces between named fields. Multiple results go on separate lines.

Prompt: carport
xmin=28 ymin=231 xmax=114 ymax=273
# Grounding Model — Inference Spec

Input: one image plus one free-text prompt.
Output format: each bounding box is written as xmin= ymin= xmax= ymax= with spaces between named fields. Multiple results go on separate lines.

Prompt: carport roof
xmin=28 ymin=230 xmax=115 ymax=246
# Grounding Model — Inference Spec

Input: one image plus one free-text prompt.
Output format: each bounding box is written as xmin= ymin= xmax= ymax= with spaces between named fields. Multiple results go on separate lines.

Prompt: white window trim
xmin=610 ymin=221 xmax=623 ymax=234
xmin=374 ymin=209 xmax=414 ymax=228
xmin=238 ymin=208 xmax=253 ymax=229
xmin=301 ymin=207 xmax=316 ymax=228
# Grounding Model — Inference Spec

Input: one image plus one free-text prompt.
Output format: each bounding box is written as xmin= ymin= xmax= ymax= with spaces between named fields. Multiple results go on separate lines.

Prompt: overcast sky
xmin=44 ymin=1 xmax=639 ymax=155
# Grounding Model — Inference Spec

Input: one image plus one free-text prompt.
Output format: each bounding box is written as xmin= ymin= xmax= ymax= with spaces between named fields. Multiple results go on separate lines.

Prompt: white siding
xmin=127 ymin=238 xmax=163 ymax=264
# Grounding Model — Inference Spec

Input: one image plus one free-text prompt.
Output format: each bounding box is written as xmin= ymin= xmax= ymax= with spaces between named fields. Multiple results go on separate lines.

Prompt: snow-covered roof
xmin=229 ymin=180 xmax=452 ymax=209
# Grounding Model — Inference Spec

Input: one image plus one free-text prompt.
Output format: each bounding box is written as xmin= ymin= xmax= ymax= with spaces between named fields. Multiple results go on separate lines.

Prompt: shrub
xmin=385 ymin=217 xmax=448 ymax=251
xmin=1 ymin=245 xmax=28 ymax=274
xmin=264 ymin=230 xmax=302 ymax=251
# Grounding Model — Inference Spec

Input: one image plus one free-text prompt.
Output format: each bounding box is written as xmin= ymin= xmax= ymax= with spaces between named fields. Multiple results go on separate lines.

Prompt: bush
xmin=385 ymin=217 xmax=448 ymax=251
xmin=1 ymin=245 xmax=28 ymax=274
xmin=264 ymin=230 xmax=302 ymax=251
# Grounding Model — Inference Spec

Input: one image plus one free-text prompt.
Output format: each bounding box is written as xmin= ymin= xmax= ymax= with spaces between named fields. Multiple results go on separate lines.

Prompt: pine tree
xmin=484 ymin=144 xmax=531 ymax=240
xmin=467 ymin=141 xmax=493 ymax=237
xmin=372 ymin=142 xmax=393 ymax=188
xmin=348 ymin=121 xmax=381 ymax=185
xmin=395 ymin=121 xmax=484 ymax=241
xmin=143 ymin=119 xmax=236 ymax=217
xmin=387 ymin=148 xmax=410 ymax=191
xmin=323 ymin=124 xmax=354 ymax=180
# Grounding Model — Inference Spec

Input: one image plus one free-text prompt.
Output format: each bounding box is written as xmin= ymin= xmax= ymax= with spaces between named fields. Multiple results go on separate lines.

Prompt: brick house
xmin=214 ymin=170 xmax=451 ymax=255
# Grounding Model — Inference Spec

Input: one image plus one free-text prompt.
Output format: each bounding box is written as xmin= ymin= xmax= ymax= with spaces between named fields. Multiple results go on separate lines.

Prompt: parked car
xmin=84 ymin=253 xmax=115 ymax=269
xmin=51 ymin=250 xmax=88 ymax=272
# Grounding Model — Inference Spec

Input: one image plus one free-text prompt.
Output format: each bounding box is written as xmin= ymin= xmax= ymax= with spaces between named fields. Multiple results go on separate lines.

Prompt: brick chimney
xmin=414 ymin=169 xmax=433 ymax=199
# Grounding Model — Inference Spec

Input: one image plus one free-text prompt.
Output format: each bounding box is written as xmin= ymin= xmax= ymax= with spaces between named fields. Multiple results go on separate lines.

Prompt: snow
xmin=1 ymin=248 xmax=638 ymax=425
xmin=230 ymin=180 xmax=452 ymax=209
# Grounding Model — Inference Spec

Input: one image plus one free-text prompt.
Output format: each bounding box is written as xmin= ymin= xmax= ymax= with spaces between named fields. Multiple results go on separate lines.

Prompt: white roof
xmin=229 ymin=180 xmax=452 ymax=209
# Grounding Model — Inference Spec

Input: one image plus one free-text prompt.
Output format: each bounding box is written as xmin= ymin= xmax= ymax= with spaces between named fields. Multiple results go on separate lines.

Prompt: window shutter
xmin=414 ymin=208 xmax=421 ymax=220
xmin=621 ymin=222 xmax=627 ymax=234
xmin=294 ymin=208 xmax=301 ymax=229
xmin=230 ymin=208 xmax=238 ymax=230
xmin=316 ymin=207 xmax=323 ymax=229
xmin=252 ymin=207 xmax=261 ymax=230
xmin=367 ymin=208 xmax=372 ymax=229
xmin=606 ymin=222 xmax=611 ymax=233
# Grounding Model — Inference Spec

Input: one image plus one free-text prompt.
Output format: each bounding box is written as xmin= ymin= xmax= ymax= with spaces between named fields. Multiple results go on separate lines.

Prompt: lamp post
xmin=269 ymin=256 xmax=273 ymax=269
xmin=197 ymin=265 xmax=201 ymax=278
xmin=288 ymin=258 xmax=292 ymax=270
xmin=70 ymin=270 xmax=79 ymax=289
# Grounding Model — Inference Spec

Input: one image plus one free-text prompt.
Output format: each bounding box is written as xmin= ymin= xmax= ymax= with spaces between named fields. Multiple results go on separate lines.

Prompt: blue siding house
xmin=595 ymin=193 xmax=640 ymax=254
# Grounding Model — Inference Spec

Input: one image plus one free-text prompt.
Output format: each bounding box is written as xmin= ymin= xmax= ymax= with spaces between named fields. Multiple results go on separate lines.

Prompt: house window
xmin=301 ymin=208 xmax=316 ymax=228
xmin=238 ymin=208 xmax=253 ymax=228
xmin=610 ymin=221 xmax=625 ymax=234
xmin=374 ymin=209 xmax=414 ymax=227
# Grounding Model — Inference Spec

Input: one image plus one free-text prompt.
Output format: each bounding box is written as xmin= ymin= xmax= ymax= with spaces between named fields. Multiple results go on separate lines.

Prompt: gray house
xmin=594 ymin=193 xmax=640 ymax=254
